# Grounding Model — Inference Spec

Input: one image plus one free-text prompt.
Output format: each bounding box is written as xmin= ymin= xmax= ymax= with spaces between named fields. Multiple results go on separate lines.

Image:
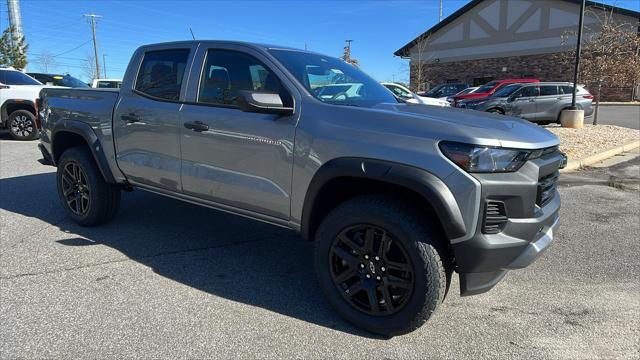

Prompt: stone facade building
xmin=395 ymin=0 xmax=639 ymax=101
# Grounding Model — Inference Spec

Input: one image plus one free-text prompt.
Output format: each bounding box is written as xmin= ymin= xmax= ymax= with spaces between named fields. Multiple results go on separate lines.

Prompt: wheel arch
xmin=51 ymin=120 xmax=116 ymax=184
xmin=300 ymin=157 xmax=466 ymax=242
xmin=1 ymin=100 xmax=36 ymax=126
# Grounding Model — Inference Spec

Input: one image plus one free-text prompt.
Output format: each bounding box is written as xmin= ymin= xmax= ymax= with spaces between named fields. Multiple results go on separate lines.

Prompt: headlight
xmin=439 ymin=141 xmax=530 ymax=173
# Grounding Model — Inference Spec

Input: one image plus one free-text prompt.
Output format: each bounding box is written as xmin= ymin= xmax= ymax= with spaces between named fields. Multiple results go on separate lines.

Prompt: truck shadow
xmin=0 ymin=171 xmax=379 ymax=338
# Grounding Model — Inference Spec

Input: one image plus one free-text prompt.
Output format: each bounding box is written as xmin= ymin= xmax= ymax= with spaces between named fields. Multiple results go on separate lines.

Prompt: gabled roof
xmin=394 ymin=0 xmax=640 ymax=57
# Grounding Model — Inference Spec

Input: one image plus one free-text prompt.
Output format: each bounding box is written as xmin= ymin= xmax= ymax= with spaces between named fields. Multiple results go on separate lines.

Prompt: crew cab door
xmin=508 ymin=85 xmax=539 ymax=120
xmin=179 ymin=45 xmax=299 ymax=219
xmin=113 ymin=44 xmax=197 ymax=191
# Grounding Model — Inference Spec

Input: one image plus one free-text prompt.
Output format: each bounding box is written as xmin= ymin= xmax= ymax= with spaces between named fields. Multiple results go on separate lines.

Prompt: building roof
xmin=394 ymin=0 xmax=640 ymax=57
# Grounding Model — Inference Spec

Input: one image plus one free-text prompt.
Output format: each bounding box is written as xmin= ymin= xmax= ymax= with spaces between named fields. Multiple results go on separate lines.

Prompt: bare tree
xmin=406 ymin=33 xmax=435 ymax=93
xmin=562 ymin=7 xmax=640 ymax=124
xmin=36 ymin=51 xmax=57 ymax=73
xmin=83 ymin=52 xmax=98 ymax=82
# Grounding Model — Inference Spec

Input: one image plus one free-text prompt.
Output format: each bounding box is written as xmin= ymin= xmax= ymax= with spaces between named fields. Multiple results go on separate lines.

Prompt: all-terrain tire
xmin=314 ymin=194 xmax=449 ymax=336
xmin=56 ymin=146 xmax=121 ymax=226
xmin=7 ymin=110 xmax=39 ymax=141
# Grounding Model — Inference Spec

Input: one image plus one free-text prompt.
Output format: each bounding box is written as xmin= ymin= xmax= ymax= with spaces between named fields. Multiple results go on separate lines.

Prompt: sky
xmin=1 ymin=0 xmax=639 ymax=83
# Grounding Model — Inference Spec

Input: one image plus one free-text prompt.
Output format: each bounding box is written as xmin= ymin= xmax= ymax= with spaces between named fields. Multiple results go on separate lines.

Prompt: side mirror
xmin=237 ymin=91 xmax=294 ymax=116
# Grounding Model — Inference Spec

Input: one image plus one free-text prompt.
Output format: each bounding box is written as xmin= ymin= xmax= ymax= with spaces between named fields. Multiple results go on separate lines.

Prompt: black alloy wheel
xmin=329 ymin=224 xmax=414 ymax=316
xmin=60 ymin=161 xmax=91 ymax=216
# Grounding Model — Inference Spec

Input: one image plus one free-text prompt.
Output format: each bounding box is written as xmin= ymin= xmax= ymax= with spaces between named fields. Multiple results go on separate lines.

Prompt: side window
xmin=389 ymin=85 xmax=411 ymax=98
xmin=540 ymin=85 xmax=559 ymax=96
xmin=513 ymin=86 xmax=538 ymax=98
xmin=198 ymin=49 xmax=291 ymax=107
xmin=135 ymin=49 xmax=190 ymax=101
xmin=561 ymin=86 xmax=574 ymax=95
xmin=520 ymin=86 xmax=539 ymax=97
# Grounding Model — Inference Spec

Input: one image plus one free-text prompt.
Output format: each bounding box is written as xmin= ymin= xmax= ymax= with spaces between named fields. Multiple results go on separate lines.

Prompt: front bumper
xmin=452 ymin=150 xmax=563 ymax=296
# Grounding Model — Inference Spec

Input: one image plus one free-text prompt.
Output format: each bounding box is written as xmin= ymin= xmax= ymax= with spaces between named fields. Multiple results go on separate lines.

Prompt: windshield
xmin=492 ymin=84 xmax=521 ymax=97
xmin=269 ymin=49 xmax=396 ymax=107
xmin=0 ymin=70 xmax=41 ymax=85
xmin=55 ymin=75 xmax=89 ymax=88
xmin=475 ymin=81 xmax=499 ymax=93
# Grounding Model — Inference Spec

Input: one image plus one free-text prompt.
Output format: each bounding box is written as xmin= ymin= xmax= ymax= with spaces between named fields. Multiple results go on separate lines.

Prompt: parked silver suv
xmin=460 ymin=82 xmax=594 ymax=124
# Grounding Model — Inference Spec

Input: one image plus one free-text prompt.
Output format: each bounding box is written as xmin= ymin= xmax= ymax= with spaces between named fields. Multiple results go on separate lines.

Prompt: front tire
xmin=56 ymin=147 xmax=121 ymax=226
xmin=8 ymin=110 xmax=39 ymax=140
xmin=314 ymin=195 xmax=449 ymax=336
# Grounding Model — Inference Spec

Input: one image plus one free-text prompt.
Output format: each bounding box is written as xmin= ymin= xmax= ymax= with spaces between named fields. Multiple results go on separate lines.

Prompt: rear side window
xmin=135 ymin=49 xmax=190 ymax=101
xmin=198 ymin=49 xmax=290 ymax=107
xmin=561 ymin=86 xmax=575 ymax=95
xmin=0 ymin=70 xmax=41 ymax=85
xmin=540 ymin=85 xmax=559 ymax=96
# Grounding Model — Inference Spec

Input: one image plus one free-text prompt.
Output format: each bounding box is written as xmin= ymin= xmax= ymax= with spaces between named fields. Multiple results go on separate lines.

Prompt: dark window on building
xmin=135 ymin=49 xmax=190 ymax=101
xmin=540 ymin=85 xmax=559 ymax=96
xmin=198 ymin=49 xmax=291 ymax=107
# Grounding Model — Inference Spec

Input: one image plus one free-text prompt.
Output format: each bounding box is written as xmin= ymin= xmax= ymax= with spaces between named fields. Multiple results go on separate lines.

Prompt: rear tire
xmin=8 ymin=110 xmax=39 ymax=141
xmin=314 ymin=195 xmax=449 ymax=336
xmin=56 ymin=147 xmax=121 ymax=226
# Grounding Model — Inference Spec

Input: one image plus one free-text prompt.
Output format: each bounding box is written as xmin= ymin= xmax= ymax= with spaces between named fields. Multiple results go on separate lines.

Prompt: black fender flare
xmin=51 ymin=120 xmax=116 ymax=183
xmin=300 ymin=157 xmax=466 ymax=241
xmin=1 ymin=99 xmax=36 ymax=124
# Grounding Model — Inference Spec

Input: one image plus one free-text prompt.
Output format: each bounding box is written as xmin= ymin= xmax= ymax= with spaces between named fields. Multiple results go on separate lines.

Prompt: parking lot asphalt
xmin=1 ymin=135 xmax=639 ymax=359
xmin=595 ymin=105 xmax=640 ymax=130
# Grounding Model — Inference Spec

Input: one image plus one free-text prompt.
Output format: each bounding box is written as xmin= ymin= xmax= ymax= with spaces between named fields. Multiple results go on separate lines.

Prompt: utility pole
xmin=7 ymin=0 xmax=24 ymax=40
xmin=84 ymin=13 xmax=102 ymax=79
xmin=103 ymin=53 xmax=107 ymax=78
xmin=7 ymin=0 xmax=25 ymax=43
xmin=439 ymin=0 xmax=443 ymax=22
xmin=343 ymin=39 xmax=353 ymax=63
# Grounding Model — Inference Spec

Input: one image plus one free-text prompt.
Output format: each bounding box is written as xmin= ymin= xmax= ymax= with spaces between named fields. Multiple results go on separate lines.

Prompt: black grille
xmin=483 ymin=201 xmax=508 ymax=234
xmin=537 ymin=171 xmax=559 ymax=207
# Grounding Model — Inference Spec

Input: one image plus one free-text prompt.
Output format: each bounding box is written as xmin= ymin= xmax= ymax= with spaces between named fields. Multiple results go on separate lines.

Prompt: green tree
xmin=0 ymin=26 xmax=29 ymax=70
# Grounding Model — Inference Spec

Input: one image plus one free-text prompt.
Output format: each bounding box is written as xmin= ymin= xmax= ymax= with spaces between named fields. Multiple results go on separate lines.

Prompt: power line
xmin=53 ymin=39 xmax=92 ymax=57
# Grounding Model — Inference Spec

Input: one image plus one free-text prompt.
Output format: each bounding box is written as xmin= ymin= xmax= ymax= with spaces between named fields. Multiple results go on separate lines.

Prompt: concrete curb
xmin=598 ymin=102 xmax=640 ymax=107
xmin=560 ymin=140 xmax=640 ymax=173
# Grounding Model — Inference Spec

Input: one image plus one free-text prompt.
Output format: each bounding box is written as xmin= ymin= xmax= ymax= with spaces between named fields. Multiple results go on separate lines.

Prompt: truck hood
xmin=370 ymin=103 xmax=559 ymax=149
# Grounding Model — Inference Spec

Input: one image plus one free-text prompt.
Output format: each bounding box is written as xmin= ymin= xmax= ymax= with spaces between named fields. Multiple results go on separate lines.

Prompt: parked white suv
xmin=0 ymin=68 xmax=44 ymax=140
xmin=381 ymin=83 xmax=450 ymax=107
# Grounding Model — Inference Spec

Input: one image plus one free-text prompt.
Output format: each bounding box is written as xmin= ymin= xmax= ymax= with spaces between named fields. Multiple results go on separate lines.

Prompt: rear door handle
xmin=121 ymin=114 xmax=141 ymax=123
xmin=184 ymin=121 xmax=209 ymax=132
xmin=529 ymin=99 xmax=536 ymax=102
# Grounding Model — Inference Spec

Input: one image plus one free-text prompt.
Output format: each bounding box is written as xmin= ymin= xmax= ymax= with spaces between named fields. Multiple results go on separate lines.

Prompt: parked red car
xmin=453 ymin=78 xmax=540 ymax=107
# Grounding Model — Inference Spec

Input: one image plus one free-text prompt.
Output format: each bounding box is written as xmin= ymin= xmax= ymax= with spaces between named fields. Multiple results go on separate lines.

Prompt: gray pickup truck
xmin=38 ymin=41 xmax=565 ymax=336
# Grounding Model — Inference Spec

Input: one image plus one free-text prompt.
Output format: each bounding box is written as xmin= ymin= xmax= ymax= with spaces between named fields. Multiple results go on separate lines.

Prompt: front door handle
xmin=121 ymin=113 xmax=141 ymax=123
xmin=529 ymin=99 xmax=536 ymax=102
xmin=184 ymin=121 xmax=209 ymax=132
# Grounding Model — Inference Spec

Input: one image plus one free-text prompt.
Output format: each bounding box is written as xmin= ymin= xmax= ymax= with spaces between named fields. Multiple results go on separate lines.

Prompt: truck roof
xmin=138 ymin=40 xmax=313 ymax=54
